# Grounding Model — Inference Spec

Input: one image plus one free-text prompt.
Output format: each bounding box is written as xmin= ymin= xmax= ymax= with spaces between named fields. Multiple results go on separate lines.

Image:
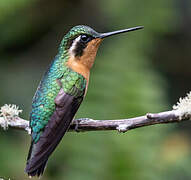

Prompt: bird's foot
xmin=73 ymin=119 xmax=80 ymax=132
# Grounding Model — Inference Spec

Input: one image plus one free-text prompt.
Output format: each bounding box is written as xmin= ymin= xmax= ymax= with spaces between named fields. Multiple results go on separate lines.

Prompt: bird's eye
xmin=80 ymin=34 xmax=91 ymax=43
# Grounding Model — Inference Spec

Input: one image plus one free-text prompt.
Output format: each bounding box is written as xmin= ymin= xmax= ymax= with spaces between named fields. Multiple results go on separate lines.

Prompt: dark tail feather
xmin=25 ymin=142 xmax=48 ymax=177
xmin=26 ymin=160 xmax=47 ymax=177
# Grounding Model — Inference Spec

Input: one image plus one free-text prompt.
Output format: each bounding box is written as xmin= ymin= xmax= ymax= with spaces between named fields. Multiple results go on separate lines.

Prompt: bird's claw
xmin=73 ymin=119 xmax=80 ymax=132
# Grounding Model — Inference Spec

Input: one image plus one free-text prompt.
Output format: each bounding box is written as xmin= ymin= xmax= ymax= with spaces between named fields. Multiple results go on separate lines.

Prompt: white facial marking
xmin=69 ymin=36 xmax=81 ymax=57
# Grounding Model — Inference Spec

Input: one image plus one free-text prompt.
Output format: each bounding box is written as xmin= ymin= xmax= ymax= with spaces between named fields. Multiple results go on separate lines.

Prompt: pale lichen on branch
xmin=173 ymin=91 xmax=191 ymax=120
xmin=0 ymin=91 xmax=191 ymax=133
xmin=0 ymin=104 xmax=30 ymax=133
xmin=0 ymin=104 xmax=22 ymax=130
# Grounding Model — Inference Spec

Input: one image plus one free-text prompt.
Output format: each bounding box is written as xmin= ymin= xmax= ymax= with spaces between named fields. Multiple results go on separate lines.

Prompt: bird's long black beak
xmin=99 ymin=26 xmax=144 ymax=39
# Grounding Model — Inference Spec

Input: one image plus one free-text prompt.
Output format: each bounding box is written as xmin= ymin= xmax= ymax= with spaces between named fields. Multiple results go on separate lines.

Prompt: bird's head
xmin=60 ymin=25 xmax=143 ymax=80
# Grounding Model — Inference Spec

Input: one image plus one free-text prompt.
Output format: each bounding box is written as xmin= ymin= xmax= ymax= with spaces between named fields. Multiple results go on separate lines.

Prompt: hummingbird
xmin=25 ymin=25 xmax=143 ymax=177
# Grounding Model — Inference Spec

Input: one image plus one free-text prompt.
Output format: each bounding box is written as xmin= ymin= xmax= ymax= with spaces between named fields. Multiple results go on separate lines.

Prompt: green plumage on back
xmin=30 ymin=58 xmax=86 ymax=143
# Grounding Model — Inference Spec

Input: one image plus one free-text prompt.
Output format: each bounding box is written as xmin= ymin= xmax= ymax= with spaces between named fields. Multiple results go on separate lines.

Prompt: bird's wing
xmin=26 ymin=77 xmax=86 ymax=177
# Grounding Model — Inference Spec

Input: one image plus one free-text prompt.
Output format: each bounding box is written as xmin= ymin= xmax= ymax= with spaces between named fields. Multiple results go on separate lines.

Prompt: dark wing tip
xmin=25 ymin=141 xmax=47 ymax=177
xmin=25 ymin=160 xmax=47 ymax=177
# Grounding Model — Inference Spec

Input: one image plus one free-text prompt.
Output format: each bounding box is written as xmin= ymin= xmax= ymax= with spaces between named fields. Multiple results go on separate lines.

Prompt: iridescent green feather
xmin=31 ymin=62 xmax=86 ymax=142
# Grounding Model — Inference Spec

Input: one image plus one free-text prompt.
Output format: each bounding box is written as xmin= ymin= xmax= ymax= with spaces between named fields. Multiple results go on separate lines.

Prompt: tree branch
xmin=0 ymin=92 xmax=191 ymax=133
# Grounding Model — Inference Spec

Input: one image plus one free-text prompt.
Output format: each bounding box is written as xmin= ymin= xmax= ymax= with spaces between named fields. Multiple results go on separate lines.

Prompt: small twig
xmin=0 ymin=92 xmax=191 ymax=133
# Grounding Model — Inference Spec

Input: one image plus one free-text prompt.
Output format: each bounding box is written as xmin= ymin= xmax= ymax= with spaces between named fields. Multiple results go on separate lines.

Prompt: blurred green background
xmin=0 ymin=0 xmax=191 ymax=179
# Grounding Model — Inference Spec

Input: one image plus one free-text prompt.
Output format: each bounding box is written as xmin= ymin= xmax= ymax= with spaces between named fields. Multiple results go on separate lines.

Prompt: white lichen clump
xmin=173 ymin=92 xmax=191 ymax=120
xmin=0 ymin=104 xmax=22 ymax=130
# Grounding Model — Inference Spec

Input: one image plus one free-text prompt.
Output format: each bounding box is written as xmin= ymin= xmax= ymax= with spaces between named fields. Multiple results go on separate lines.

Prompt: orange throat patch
xmin=66 ymin=38 xmax=102 ymax=82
